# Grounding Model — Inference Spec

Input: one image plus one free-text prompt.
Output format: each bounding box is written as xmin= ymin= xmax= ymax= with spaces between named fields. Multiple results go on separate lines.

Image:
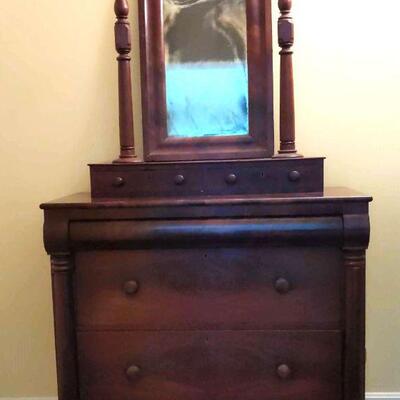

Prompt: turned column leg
xmin=343 ymin=249 xmax=366 ymax=400
xmin=51 ymin=254 xmax=79 ymax=400
xmin=113 ymin=0 xmax=139 ymax=163
xmin=274 ymin=0 xmax=302 ymax=158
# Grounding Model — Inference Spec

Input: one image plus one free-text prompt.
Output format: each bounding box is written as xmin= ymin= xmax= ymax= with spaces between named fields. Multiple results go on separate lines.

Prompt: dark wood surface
xmin=344 ymin=249 xmax=366 ymax=400
xmin=275 ymin=0 xmax=300 ymax=157
xmin=113 ymin=0 xmax=138 ymax=163
xmin=77 ymin=330 xmax=343 ymax=400
xmin=42 ymin=189 xmax=371 ymax=400
xmin=74 ymin=247 xmax=343 ymax=331
xmin=90 ymin=158 xmax=323 ymax=198
xmin=139 ymin=0 xmax=274 ymax=161
xmin=51 ymin=255 xmax=79 ymax=400
xmin=68 ymin=217 xmax=343 ymax=249
xmin=41 ymin=186 xmax=371 ymax=209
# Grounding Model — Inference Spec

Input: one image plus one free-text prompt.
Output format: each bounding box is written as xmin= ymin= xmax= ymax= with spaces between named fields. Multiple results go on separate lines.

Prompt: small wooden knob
xmin=274 ymin=278 xmax=291 ymax=294
xmin=174 ymin=175 xmax=185 ymax=185
xmin=123 ymin=280 xmax=139 ymax=295
xmin=225 ymin=173 xmax=238 ymax=184
xmin=277 ymin=364 xmax=292 ymax=379
xmin=113 ymin=176 xmax=125 ymax=187
xmin=126 ymin=364 xmax=140 ymax=380
xmin=288 ymin=170 xmax=301 ymax=182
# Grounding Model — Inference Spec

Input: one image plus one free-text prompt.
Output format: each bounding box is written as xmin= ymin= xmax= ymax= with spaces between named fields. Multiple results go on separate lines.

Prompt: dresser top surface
xmin=41 ymin=187 xmax=372 ymax=210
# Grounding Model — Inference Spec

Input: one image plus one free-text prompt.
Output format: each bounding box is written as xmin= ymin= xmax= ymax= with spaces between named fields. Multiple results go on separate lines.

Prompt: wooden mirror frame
xmin=138 ymin=0 xmax=274 ymax=162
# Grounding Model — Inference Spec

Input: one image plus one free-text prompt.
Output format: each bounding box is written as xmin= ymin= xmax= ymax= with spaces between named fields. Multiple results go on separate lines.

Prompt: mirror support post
xmin=113 ymin=0 xmax=139 ymax=163
xmin=275 ymin=0 xmax=302 ymax=158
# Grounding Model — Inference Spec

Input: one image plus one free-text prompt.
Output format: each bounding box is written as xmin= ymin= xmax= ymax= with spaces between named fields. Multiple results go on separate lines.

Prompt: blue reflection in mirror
xmin=164 ymin=0 xmax=249 ymax=138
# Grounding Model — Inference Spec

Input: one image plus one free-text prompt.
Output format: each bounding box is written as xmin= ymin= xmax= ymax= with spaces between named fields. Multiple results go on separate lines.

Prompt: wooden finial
xmin=278 ymin=0 xmax=293 ymax=49
xmin=113 ymin=0 xmax=139 ymax=163
xmin=115 ymin=0 xmax=129 ymax=17
xmin=278 ymin=0 xmax=292 ymax=12
xmin=275 ymin=0 xmax=302 ymax=158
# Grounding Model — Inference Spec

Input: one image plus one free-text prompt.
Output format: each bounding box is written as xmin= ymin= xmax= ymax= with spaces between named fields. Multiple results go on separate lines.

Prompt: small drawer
xmin=77 ymin=330 xmax=343 ymax=400
xmin=89 ymin=158 xmax=324 ymax=198
xmin=204 ymin=163 xmax=314 ymax=195
xmin=90 ymin=165 xmax=206 ymax=198
xmin=74 ymin=247 xmax=343 ymax=330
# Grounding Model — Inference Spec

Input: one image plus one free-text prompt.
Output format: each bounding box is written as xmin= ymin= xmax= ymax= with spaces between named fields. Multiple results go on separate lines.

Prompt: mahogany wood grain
xmin=90 ymin=157 xmax=324 ymax=198
xmin=343 ymin=249 xmax=366 ymax=400
xmin=74 ymin=247 xmax=343 ymax=331
xmin=51 ymin=255 xmax=79 ymax=400
xmin=41 ymin=187 xmax=371 ymax=209
xmin=275 ymin=0 xmax=301 ymax=157
xmin=113 ymin=0 xmax=138 ymax=163
xmin=69 ymin=217 xmax=343 ymax=249
xmin=41 ymin=190 xmax=371 ymax=400
xmin=139 ymin=0 xmax=274 ymax=161
xmin=77 ymin=330 xmax=343 ymax=400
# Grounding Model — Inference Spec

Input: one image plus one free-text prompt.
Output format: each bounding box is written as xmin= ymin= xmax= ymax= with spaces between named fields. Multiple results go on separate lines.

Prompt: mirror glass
xmin=164 ymin=0 xmax=249 ymax=138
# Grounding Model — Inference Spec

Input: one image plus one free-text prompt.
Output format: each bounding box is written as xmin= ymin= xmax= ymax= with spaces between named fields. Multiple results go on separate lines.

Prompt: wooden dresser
xmin=42 ymin=188 xmax=371 ymax=400
xmin=41 ymin=1 xmax=372 ymax=399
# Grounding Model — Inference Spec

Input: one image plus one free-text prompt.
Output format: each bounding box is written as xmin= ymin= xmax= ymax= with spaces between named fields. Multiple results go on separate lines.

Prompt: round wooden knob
xmin=274 ymin=278 xmax=291 ymax=294
xmin=123 ymin=280 xmax=139 ymax=295
xmin=174 ymin=175 xmax=185 ymax=185
xmin=126 ymin=365 xmax=140 ymax=380
xmin=225 ymin=173 xmax=237 ymax=184
xmin=277 ymin=364 xmax=292 ymax=379
xmin=113 ymin=176 xmax=125 ymax=187
xmin=288 ymin=170 xmax=301 ymax=182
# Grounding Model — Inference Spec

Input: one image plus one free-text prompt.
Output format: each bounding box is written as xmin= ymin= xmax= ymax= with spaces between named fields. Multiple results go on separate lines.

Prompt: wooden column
xmin=342 ymin=213 xmax=370 ymax=400
xmin=51 ymin=254 xmax=80 ymax=400
xmin=114 ymin=0 xmax=138 ymax=163
xmin=343 ymin=248 xmax=366 ymax=400
xmin=275 ymin=0 xmax=302 ymax=158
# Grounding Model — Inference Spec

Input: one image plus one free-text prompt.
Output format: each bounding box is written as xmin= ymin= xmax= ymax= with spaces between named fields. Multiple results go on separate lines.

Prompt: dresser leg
xmin=343 ymin=249 xmax=366 ymax=400
xmin=51 ymin=254 xmax=80 ymax=400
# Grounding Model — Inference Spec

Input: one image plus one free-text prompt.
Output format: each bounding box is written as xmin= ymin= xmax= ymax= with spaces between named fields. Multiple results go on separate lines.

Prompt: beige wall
xmin=0 ymin=0 xmax=399 ymax=396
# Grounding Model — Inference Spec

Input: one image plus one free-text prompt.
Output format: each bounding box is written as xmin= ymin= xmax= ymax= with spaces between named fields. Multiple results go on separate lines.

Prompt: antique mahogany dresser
xmin=41 ymin=1 xmax=372 ymax=399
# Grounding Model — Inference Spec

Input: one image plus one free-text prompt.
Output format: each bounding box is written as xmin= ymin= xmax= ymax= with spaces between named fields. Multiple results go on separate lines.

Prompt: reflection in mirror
xmin=164 ymin=0 xmax=249 ymax=138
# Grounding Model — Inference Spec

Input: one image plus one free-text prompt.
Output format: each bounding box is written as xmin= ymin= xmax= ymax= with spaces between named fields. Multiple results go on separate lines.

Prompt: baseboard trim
xmin=1 ymin=394 xmax=399 ymax=400
xmin=0 ymin=398 xmax=57 ymax=400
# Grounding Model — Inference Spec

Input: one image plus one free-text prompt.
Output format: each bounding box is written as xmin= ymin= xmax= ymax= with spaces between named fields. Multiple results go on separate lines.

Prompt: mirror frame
xmin=139 ymin=0 xmax=274 ymax=162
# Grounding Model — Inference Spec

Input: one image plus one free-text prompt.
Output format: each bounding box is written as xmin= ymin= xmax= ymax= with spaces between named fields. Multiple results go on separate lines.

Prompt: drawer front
xmin=75 ymin=247 xmax=343 ymax=330
xmin=90 ymin=158 xmax=324 ymax=198
xmin=77 ymin=330 xmax=342 ymax=400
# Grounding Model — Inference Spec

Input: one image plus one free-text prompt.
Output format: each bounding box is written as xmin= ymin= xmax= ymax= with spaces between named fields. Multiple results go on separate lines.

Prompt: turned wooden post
xmin=342 ymin=213 xmax=370 ymax=400
xmin=343 ymin=249 xmax=366 ymax=400
xmin=114 ymin=0 xmax=138 ymax=163
xmin=276 ymin=0 xmax=302 ymax=158
xmin=51 ymin=254 xmax=80 ymax=400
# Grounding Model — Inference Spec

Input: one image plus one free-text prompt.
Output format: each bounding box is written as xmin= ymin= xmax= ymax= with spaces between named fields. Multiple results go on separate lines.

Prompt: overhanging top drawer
xmin=69 ymin=217 xmax=343 ymax=249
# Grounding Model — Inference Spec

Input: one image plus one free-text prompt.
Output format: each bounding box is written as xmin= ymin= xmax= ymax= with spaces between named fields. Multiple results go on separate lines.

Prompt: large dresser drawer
xmin=74 ymin=247 xmax=343 ymax=330
xmin=77 ymin=330 xmax=342 ymax=400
